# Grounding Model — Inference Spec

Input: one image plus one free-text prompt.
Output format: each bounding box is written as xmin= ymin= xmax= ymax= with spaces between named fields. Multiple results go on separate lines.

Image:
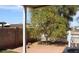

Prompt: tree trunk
xmin=46 ymin=36 xmax=48 ymax=45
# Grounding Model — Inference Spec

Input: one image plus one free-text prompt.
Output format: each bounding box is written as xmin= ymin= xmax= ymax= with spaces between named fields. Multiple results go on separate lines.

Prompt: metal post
xmin=2 ymin=24 xmax=4 ymax=28
xmin=23 ymin=6 xmax=26 ymax=53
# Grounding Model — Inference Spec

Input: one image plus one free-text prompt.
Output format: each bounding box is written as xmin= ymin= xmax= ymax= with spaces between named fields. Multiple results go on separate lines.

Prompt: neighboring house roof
xmin=0 ymin=24 xmax=23 ymax=28
xmin=24 ymin=5 xmax=48 ymax=8
xmin=0 ymin=22 xmax=6 ymax=24
xmin=9 ymin=24 xmax=23 ymax=28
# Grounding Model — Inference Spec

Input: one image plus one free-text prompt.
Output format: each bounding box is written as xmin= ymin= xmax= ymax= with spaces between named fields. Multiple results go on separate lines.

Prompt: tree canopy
xmin=58 ymin=5 xmax=77 ymax=21
xmin=29 ymin=5 xmax=78 ymax=42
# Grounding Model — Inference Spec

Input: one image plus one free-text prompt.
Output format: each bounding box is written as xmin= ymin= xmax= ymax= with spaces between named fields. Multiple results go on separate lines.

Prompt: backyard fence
xmin=0 ymin=27 xmax=23 ymax=49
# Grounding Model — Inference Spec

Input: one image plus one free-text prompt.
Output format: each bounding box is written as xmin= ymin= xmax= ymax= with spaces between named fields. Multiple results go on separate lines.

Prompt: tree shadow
xmin=38 ymin=41 xmax=67 ymax=46
xmin=0 ymin=49 xmax=18 ymax=53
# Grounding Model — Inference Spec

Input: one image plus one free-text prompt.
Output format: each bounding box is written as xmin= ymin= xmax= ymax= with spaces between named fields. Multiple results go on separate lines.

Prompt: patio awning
xmin=23 ymin=5 xmax=48 ymax=8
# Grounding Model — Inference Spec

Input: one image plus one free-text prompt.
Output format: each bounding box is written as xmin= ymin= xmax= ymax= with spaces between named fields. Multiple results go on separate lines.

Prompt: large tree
xmin=31 ymin=6 xmax=68 ymax=42
xmin=29 ymin=5 xmax=78 ymax=43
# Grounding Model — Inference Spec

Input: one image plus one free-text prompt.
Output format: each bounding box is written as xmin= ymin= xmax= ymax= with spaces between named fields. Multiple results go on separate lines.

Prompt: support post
xmin=23 ymin=6 xmax=27 ymax=53
xmin=67 ymin=30 xmax=72 ymax=47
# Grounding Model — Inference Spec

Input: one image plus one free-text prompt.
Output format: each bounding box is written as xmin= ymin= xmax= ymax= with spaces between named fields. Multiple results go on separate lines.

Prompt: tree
xmin=31 ymin=6 xmax=68 ymax=43
xmin=58 ymin=5 xmax=78 ymax=21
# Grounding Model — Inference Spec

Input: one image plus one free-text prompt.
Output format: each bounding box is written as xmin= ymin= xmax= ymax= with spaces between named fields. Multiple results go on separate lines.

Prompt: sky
xmin=0 ymin=5 xmax=79 ymax=27
xmin=0 ymin=5 xmax=23 ymax=24
xmin=27 ymin=7 xmax=32 ymax=23
xmin=69 ymin=10 xmax=79 ymax=28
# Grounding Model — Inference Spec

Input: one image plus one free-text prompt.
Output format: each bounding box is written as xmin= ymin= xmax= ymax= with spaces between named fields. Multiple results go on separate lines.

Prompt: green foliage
xmin=58 ymin=5 xmax=77 ymax=21
xmin=30 ymin=6 xmax=78 ymax=41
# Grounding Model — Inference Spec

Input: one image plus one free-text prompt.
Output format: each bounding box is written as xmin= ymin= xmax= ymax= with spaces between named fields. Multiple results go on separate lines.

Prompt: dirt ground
xmin=8 ymin=42 xmax=67 ymax=53
xmin=27 ymin=42 xmax=67 ymax=53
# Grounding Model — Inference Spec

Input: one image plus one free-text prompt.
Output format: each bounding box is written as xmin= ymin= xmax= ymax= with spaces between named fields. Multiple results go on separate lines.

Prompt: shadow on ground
xmin=38 ymin=41 xmax=67 ymax=46
xmin=0 ymin=49 xmax=18 ymax=53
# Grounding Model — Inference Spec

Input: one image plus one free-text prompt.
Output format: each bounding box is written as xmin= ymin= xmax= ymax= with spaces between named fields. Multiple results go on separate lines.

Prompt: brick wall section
xmin=0 ymin=27 xmax=23 ymax=49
